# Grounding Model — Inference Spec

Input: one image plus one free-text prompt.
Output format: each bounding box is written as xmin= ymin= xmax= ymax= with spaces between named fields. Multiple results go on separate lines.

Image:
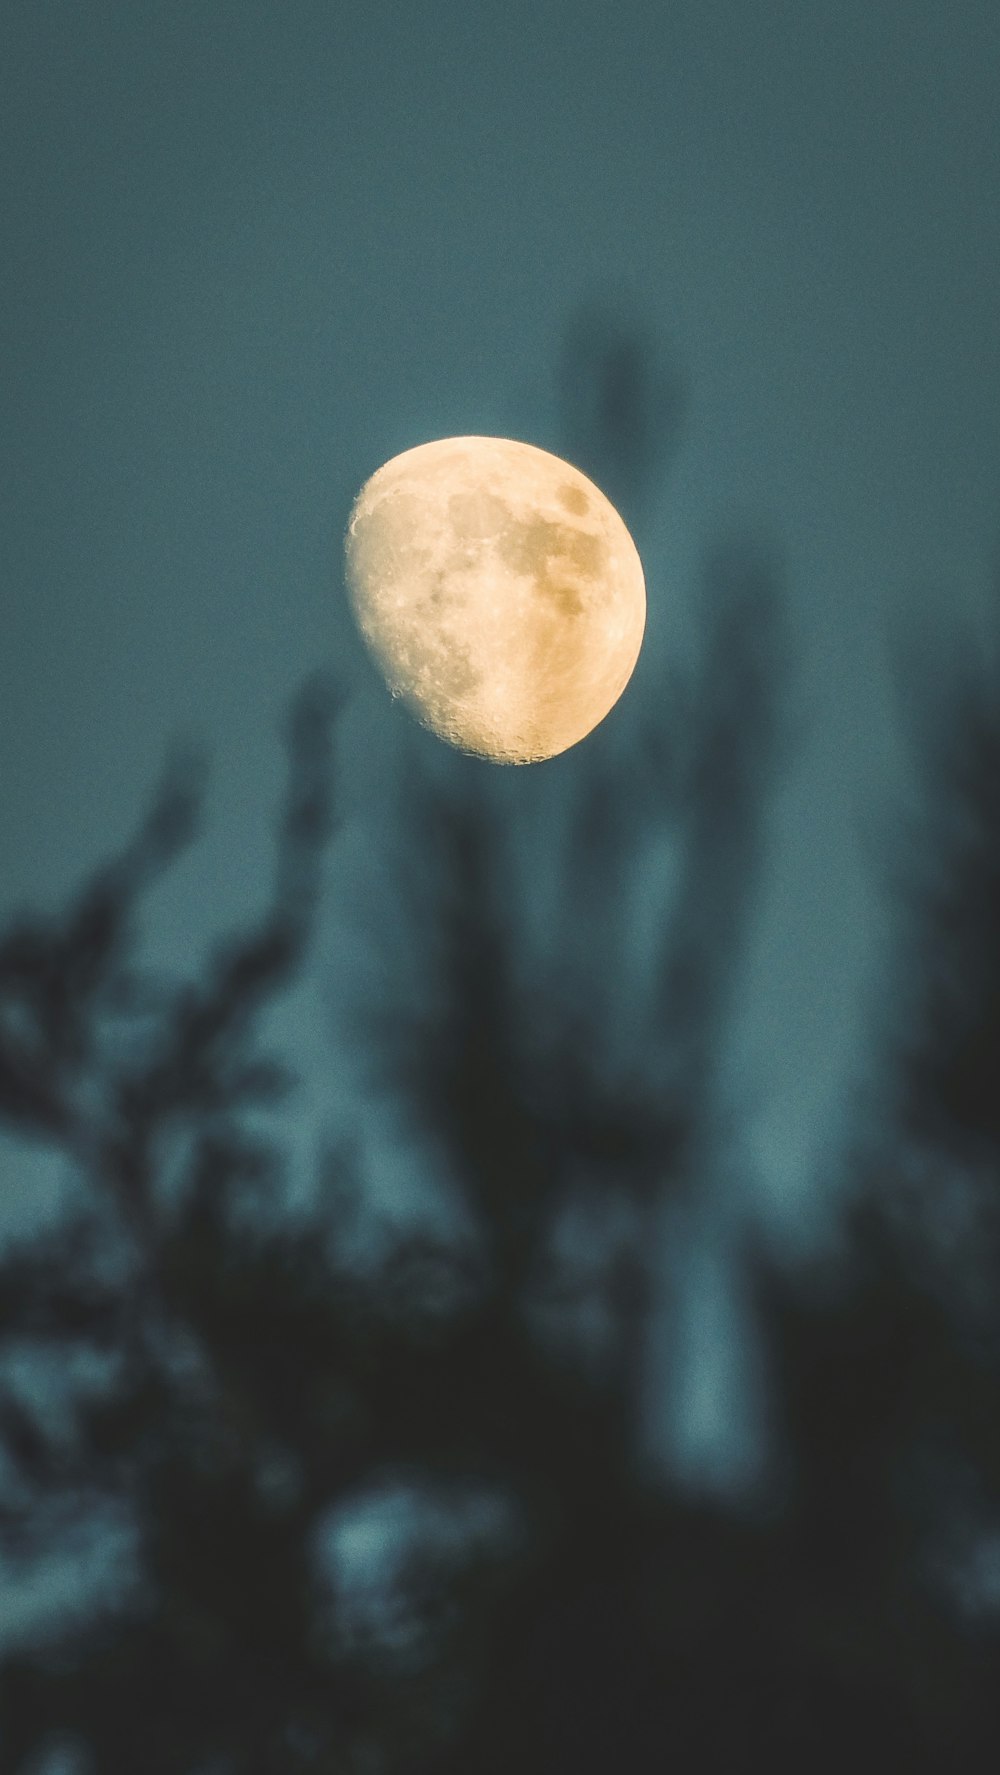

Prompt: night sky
xmin=2 ymin=1 xmax=999 ymax=1480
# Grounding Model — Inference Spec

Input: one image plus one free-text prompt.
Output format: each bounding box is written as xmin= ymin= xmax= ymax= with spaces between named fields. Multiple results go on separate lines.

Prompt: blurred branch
xmin=557 ymin=301 xmax=686 ymax=528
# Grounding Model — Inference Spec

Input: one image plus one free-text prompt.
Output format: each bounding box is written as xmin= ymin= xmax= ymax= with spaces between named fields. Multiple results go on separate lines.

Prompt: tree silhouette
xmin=1 ymin=314 xmax=997 ymax=1773
xmin=854 ymin=603 xmax=1000 ymax=1667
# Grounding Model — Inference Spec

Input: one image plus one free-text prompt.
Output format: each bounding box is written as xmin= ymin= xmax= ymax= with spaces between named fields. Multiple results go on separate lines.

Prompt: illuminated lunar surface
xmin=344 ymin=436 xmax=646 ymax=763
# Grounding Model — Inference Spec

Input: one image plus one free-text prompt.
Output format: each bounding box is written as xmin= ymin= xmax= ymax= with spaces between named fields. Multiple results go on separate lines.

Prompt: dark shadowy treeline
xmin=2 ymin=318 xmax=1000 ymax=1772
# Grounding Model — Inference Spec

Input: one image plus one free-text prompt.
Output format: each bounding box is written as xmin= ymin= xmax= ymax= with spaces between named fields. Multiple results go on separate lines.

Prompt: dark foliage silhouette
xmin=1 ymin=316 xmax=999 ymax=1773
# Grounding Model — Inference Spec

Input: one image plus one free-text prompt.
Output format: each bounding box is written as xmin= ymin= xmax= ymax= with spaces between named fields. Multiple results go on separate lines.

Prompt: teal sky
xmin=2 ymin=0 xmax=999 ymax=1475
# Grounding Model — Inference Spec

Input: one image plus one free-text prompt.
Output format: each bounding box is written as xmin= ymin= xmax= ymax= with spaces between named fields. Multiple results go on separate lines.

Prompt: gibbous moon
xmin=344 ymin=436 xmax=646 ymax=763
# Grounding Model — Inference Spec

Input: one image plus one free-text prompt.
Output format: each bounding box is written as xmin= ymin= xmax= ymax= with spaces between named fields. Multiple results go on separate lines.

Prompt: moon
xmin=344 ymin=436 xmax=646 ymax=764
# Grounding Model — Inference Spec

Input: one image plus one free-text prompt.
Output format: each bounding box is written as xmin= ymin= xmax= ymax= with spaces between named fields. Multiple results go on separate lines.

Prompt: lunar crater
xmin=558 ymin=482 xmax=590 ymax=515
